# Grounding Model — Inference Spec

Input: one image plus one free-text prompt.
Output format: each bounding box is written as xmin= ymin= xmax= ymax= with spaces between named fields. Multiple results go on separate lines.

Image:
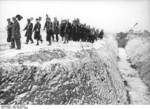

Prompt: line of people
xmin=43 ymin=15 xmax=104 ymax=45
xmin=6 ymin=14 xmax=104 ymax=49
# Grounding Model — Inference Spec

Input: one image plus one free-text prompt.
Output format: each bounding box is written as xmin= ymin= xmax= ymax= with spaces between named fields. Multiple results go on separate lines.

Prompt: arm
xmin=52 ymin=22 xmax=54 ymax=31
xmin=43 ymin=22 xmax=46 ymax=30
xmin=33 ymin=24 xmax=36 ymax=32
xmin=29 ymin=23 xmax=33 ymax=31
xmin=14 ymin=22 xmax=20 ymax=35
xmin=23 ymin=24 xmax=27 ymax=31
xmin=39 ymin=23 xmax=41 ymax=30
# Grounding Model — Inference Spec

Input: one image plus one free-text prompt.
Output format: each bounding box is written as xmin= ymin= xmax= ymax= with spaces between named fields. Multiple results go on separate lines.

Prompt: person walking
xmin=43 ymin=17 xmax=53 ymax=45
xmin=99 ymin=29 xmax=104 ymax=40
xmin=33 ymin=18 xmax=43 ymax=45
xmin=23 ymin=18 xmax=34 ymax=44
xmin=64 ymin=19 xmax=71 ymax=44
xmin=52 ymin=17 xmax=59 ymax=42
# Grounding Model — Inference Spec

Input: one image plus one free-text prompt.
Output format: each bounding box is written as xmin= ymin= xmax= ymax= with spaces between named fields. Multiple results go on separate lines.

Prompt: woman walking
xmin=43 ymin=17 xmax=53 ymax=45
xmin=33 ymin=18 xmax=43 ymax=45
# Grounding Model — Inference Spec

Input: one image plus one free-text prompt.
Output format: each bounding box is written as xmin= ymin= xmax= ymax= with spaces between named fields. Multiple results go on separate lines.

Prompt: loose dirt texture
xmin=125 ymin=34 xmax=150 ymax=89
xmin=118 ymin=48 xmax=150 ymax=104
xmin=0 ymin=34 xmax=128 ymax=105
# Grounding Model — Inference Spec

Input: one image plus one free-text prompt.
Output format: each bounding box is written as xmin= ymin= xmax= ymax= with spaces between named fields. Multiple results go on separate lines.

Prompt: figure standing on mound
xmin=33 ymin=18 xmax=43 ymax=45
xmin=23 ymin=18 xmax=34 ymax=44
xmin=11 ymin=15 xmax=23 ymax=49
xmin=43 ymin=17 xmax=53 ymax=45
xmin=99 ymin=29 xmax=104 ymax=40
xmin=6 ymin=18 xmax=13 ymax=43
xmin=53 ymin=17 xmax=59 ymax=42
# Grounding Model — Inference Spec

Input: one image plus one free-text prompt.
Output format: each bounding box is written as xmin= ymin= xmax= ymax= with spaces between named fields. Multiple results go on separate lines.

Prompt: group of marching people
xmin=60 ymin=18 xmax=104 ymax=44
xmin=6 ymin=14 xmax=104 ymax=49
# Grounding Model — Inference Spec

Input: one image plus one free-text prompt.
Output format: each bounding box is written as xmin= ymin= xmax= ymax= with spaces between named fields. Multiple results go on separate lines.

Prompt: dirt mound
xmin=0 ymin=36 xmax=128 ymax=105
xmin=125 ymin=34 xmax=150 ymax=88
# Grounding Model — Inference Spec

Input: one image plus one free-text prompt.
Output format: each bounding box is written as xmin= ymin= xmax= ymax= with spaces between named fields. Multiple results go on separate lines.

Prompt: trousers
xmin=11 ymin=38 xmax=21 ymax=49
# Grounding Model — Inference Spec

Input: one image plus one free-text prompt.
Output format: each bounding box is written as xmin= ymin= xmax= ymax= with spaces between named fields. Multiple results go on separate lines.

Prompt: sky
xmin=0 ymin=0 xmax=150 ymax=33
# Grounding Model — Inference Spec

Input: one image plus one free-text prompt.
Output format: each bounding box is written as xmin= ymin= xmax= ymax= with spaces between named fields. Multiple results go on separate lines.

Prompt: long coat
xmin=60 ymin=23 xmax=66 ymax=37
xmin=24 ymin=23 xmax=33 ymax=38
xmin=11 ymin=20 xmax=21 ymax=40
xmin=44 ymin=21 xmax=53 ymax=41
xmin=7 ymin=21 xmax=13 ymax=42
xmin=99 ymin=30 xmax=104 ymax=39
xmin=33 ymin=22 xmax=41 ymax=40
xmin=53 ymin=21 xmax=59 ymax=34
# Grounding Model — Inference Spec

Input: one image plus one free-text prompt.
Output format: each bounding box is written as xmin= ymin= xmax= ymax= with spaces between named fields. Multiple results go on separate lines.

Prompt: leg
xmin=56 ymin=33 xmax=59 ymax=42
xmin=11 ymin=38 xmax=15 ymax=48
xmin=16 ymin=39 xmax=21 ymax=49
xmin=7 ymin=32 xmax=11 ymax=42
xmin=52 ymin=34 xmax=54 ymax=41
xmin=36 ymin=39 xmax=39 ymax=45
xmin=40 ymin=34 xmax=43 ymax=43
xmin=26 ymin=36 xmax=29 ymax=44
xmin=47 ymin=32 xmax=51 ymax=45
xmin=49 ymin=36 xmax=51 ymax=45
xmin=66 ymin=34 xmax=69 ymax=43
xmin=64 ymin=34 xmax=67 ymax=44
xmin=30 ymin=37 xmax=34 ymax=43
xmin=29 ymin=35 xmax=34 ymax=43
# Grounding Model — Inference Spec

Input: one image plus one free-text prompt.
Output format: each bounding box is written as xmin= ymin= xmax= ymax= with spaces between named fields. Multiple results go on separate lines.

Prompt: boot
xmin=31 ymin=41 xmax=34 ymax=44
xmin=41 ymin=40 xmax=43 ymax=43
xmin=48 ymin=41 xmax=51 ymax=46
xmin=36 ymin=41 xmax=39 ymax=45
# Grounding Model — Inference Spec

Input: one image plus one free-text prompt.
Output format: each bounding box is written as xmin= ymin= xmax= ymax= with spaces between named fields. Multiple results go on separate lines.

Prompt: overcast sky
xmin=0 ymin=0 xmax=150 ymax=33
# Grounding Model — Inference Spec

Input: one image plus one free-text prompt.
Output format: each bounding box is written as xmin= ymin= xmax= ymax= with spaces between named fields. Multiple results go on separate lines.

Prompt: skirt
xmin=34 ymin=32 xmax=41 ymax=40
xmin=46 ymin=30 xmax=53 ymax=41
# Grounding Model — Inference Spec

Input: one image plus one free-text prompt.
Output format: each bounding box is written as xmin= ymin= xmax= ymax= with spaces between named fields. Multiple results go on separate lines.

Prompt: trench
xmin=118 ymin=48 xmax=150 ymax=104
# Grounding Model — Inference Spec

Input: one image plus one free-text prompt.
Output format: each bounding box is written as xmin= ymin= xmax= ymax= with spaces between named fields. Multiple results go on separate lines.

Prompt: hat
xmin=46 ymin=14 xmax=49 ymax=18
xmin=30 ymin=17 xmax=33 ymax=21
xmin=39 ymin=16 xmax=42 ymax=21
xmin=46 ymin=17 xmax=50 ymax=20
xmin=12 ymin=17 xmax=16 ymax=20
xmin=16 ymin=14 xmax=23 ymax=21
xmin=27 ymin=19 xmax=30 ymax=22
xmin=7 ymin=18 xmax=11 ymax=21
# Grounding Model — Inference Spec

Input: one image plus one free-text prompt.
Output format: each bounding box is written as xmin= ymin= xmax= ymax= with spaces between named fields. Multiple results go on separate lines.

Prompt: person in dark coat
xmin=23 ymin=19 xmax=34 ymax=44
xmin=99 ymin=29 xmax=104 ymax=39
xmin=33 ymin=18 xmax=43 ymax=45
xmin=43 ymin=17 xmax=53 ymax=45
xmin=82 ymin=24 xmax=87 ymax=42
xmin=60 ymin=20 xmax=66 ymax=41
xmin=11 ymin=16 xmax=22 ymax=49
xmin=86 ymin=25 xmax=91 ymax=42
xmin=64 ymin=19 xmax=71 ymax=44
xmin=71 ymin=21 xmax=78 ymax=41
xmin=24 ymin=19 xmax=29 ymax=37
xmin=6 ymin=18 xmax=13 ymax=42
xmin=53 ymin=17 xmax=59 ymax=42
xmin=91 ymin=28 xmax=95 ymax=43
xmin=80 ymin=24 xmax=86 ymax=42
